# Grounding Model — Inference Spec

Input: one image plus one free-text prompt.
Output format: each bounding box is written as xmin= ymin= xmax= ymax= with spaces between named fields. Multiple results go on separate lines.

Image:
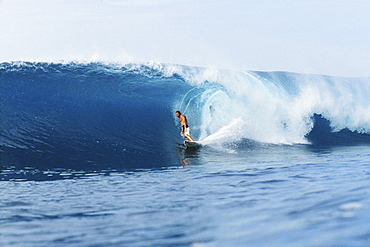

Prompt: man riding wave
xmin=175 ymin=111 xmax=195 ymax=142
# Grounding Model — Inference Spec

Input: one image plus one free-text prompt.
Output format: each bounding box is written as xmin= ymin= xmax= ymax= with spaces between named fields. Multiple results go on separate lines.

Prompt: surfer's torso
xmin=179 ymin=115 xmax=189 ymax=129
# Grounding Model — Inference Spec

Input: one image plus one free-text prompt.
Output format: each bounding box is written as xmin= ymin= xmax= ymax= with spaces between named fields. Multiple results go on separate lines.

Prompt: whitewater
xmin=1 ymin=61 xmax=370 ymax=246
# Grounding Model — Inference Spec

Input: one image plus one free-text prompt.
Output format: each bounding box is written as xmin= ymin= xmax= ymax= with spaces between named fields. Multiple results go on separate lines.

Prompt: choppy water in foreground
xmin=2 ymin=144 xmax=370 ymax=247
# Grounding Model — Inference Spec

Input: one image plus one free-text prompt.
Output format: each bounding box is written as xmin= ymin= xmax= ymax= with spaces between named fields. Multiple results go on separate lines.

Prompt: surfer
xmin=175 ymin=111 xmax=195 ymax=141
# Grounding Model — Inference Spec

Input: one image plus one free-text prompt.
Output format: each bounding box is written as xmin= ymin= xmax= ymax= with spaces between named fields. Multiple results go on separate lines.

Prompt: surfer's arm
xmin=179 ymin=115 xmax=186 ymax=135
xmin=180 ymin=125 xmax=185 ymax=136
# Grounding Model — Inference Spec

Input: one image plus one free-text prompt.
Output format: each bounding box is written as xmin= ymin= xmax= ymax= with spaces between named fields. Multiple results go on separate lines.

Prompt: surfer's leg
xmin=185 ymin=134 xmax=195 ymax=142
xmin=184 ymin=127 xmax=195 ymax=141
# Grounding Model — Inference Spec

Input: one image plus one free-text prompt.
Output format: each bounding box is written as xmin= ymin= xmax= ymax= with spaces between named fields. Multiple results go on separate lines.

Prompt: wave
xmin=172 ymin=67 xmax=370 ymax=145
xmin=1 ymin=61 xmax=370 ymax=171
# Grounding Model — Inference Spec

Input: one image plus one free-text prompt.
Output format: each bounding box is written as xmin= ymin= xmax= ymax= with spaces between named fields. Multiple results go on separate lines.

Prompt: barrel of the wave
xmin=0 ymin=62 xmax=196 ymax=174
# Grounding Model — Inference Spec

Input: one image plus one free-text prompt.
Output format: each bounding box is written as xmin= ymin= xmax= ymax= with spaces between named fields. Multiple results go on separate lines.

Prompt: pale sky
xmin=0 ymin=0 xmax=369 ymax=77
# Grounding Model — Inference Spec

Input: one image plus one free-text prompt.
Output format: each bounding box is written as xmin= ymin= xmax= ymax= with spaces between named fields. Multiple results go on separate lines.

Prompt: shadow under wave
xmin=306 ymin=114 xmax=370 ymax=147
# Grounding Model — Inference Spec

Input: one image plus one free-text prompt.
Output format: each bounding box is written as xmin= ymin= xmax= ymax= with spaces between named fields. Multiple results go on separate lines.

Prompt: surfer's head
xmin=175 ymin=111 xmax=181 ymax=117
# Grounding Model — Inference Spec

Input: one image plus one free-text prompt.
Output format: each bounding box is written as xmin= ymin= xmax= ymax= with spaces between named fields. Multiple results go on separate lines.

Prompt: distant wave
xmin=1 ymin=62 xmax=370 ymax=170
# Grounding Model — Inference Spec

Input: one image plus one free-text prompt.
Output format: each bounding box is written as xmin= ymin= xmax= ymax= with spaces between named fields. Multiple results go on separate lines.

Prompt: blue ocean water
xmin=1 ymin=62 xmax=370 ymax=246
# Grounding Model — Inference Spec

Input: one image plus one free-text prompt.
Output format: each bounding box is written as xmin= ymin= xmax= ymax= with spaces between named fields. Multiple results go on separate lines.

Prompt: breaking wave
xmin=1 ymin=61 xmax=370 ymax=171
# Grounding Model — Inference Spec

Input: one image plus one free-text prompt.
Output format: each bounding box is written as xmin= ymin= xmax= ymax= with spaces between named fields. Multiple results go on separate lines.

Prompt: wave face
xmin=1 ymin=62 xmax=370 ymax=171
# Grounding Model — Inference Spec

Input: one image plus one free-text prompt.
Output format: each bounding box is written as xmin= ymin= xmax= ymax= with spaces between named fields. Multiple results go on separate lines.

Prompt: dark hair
xmin=176 ymin=110 xmax=181 ymax=115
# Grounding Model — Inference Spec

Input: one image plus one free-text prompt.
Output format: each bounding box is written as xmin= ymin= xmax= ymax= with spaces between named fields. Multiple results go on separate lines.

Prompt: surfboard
xmin=184 ymin=140 xmax=202 ymax=149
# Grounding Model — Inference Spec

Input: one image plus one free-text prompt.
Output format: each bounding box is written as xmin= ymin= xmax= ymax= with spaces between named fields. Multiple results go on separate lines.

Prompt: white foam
xmin=173 ymin=67 xmax=370 ymax=145
xmin=340 ymin=202 xmax=366 ymax=211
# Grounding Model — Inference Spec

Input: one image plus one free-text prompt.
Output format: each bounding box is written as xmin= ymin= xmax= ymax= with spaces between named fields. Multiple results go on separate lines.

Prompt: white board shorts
xmin=183 ymin=127 xmax=191 ymax=136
